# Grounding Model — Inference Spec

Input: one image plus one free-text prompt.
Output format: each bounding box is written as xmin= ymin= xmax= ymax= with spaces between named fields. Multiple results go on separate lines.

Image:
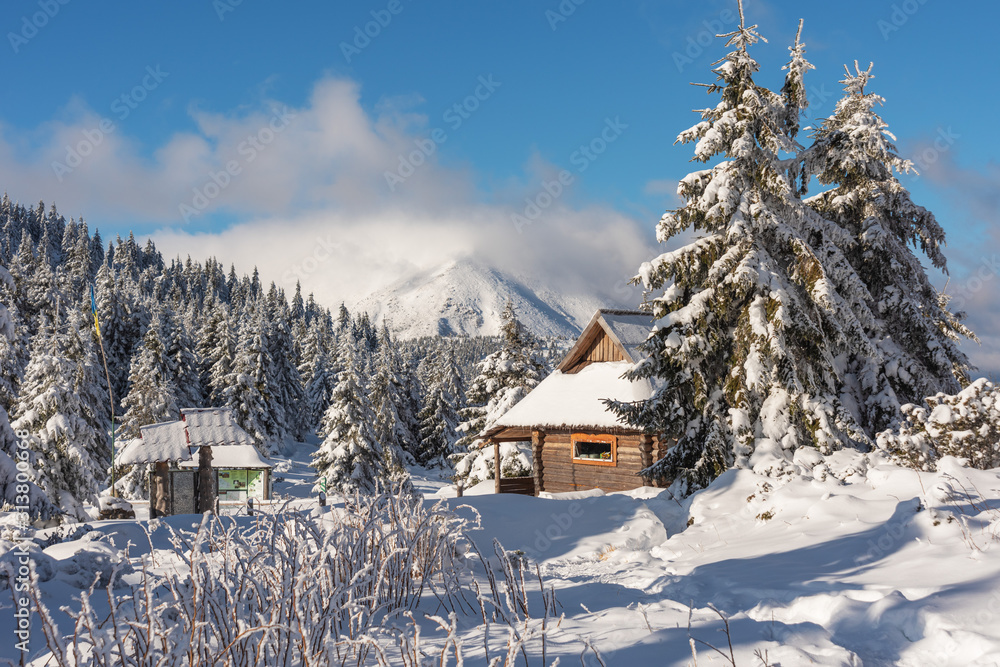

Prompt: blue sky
xmin=2 ymin=0 xmax=997 ymax=375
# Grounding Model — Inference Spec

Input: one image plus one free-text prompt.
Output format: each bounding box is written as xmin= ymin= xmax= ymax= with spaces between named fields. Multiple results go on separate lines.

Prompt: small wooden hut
xmin=483 ymin=309 xmax=667 ymax=495
xmin=116 ymin=407 xmax=272 ymax=517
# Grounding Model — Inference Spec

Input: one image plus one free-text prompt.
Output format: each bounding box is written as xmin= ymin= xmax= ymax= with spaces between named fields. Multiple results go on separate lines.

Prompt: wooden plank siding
xmin=564 ymin=330 xmax=626 ymax=374
xmin=497 ymin=477 xmax=536 ymax=495
xmin=539 ymin=431 xmax=646 ymax=493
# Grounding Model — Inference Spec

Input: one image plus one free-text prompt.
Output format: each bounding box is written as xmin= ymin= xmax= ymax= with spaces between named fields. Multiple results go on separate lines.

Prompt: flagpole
xmin=91 ymin=285 xmax=117 ymax=497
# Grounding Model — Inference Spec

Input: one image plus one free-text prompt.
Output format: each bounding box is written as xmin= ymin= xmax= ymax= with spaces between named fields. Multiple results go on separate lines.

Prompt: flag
xmin=90 ymin=284 xmax=101 ymax=337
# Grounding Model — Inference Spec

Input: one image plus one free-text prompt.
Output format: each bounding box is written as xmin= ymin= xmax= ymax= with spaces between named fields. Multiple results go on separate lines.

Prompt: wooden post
xmin=493 ymin=440 xmax=501 ymax=494
xmin=639 ymin=434 xmax=654 ymax=486
xmin=196 ymin=446 xmax=216 ymax=514
xmin=151 ymin=461 xmax=170 ymax=518
xmin=531 ymin=430 xmax=545 ymax=496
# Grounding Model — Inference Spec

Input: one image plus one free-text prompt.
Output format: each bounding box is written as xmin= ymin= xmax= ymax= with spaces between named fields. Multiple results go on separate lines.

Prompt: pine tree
xmin=12 ymin=323 xmax=106 ymax=520
xmin=453 ymin=302 xmax=545 ymax=486
xmin=162 ymin=308 xmax=203 ymax=409
xmin=94 ymin=264 xmax=140 ymax=408
xmin=299 ymin=319 xmax=336 ymax=432
xmin=611 ymin=6 xmax=892 ymax=493
xmin=311 ymin=342 xmax=387 ymax=495
xmin=265 ymin=300 xmax=305 ymax=443
xmin=65 ymin=308 xmax=113 ymax=494
xmin=225 ymin=311 xmax=277 ymax=453
xmin=803 ymin=61 xmax=975 ymax=433
xmin=369 ymin=340 xmax=415 ymax=477
xmin=118 ymin=310 xmax=180 ymax=440
xmin=415 ymin=348 xmax=464 ymax=467
xmin=197 ymin=299 xmax=234 ymax=406
xmin=0 ymin=263 xmax=55 ymax=519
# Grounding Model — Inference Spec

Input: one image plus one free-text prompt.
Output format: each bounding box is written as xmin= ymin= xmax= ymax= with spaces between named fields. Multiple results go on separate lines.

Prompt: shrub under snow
xmin=877 ymin=378 xmax=1000 ymax=470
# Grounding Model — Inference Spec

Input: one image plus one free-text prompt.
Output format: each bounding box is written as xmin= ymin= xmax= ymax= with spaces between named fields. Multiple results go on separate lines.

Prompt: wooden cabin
xmin=483 ymin=309 xmax=667 ymax=495
xmin=116 ymin=407 xmax=272 ymax=517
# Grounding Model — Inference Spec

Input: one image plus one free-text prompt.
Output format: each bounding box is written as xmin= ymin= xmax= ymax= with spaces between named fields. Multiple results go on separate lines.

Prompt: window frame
xmin=570 ymin=433 xmax=617 ymax=467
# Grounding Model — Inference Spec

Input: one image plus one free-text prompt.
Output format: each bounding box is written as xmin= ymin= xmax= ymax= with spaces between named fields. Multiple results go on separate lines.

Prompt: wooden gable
xmin=558 ymin=310 xmax=644 ymax=374
xmin=562 ymin=328 xmax=626 ymax=373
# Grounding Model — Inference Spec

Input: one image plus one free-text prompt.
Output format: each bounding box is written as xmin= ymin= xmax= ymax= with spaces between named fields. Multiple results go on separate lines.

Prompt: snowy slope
xmin=350 ymin=258 xmax=614 ymax=339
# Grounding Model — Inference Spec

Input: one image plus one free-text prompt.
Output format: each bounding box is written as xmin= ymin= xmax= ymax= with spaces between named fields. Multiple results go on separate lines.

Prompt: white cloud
xmin=153 ymin=202 xmax=653 ymax=314
xmin=0 ymin=75 xmax=653 ymax=311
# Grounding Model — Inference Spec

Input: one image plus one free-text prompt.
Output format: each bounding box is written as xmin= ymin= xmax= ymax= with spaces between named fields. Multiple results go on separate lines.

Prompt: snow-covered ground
xmin=3 ymin=443 xmax=1000 ymax=665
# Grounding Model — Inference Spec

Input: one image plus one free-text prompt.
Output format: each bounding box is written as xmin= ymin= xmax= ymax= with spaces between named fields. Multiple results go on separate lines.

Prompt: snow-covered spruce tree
xmin=12 ymin=322 xmax=107 ymax=520
xmin=0 ymin=263 xmax=55 ymax=519
xmin=877 ymin=379 xmax=999 ymax=471
xmin=225 ymin=311 xmax=279 ymax=454
xmin=94 ymin=263 xmax=142 ymax=409
xmin=162 ymin=308 xmax=203 ymax=410
xmin=265 ymin=300 xmax=306 ymax=443
xmin=452 ymin=301 xmax=545 ymax=487
xmin=299 ymin=318 xmax=336 ymax=433
xmin=117 ymin=311 xmax=179 ymax=441
xmin=0 ymin=286 xmax=28 ymax=413
xmin=612 ymin=7 xmax=892 ymax=493
xmin=311 ymin=340 xmax=388 ymax=495
xmin=803 ymin=61 xmax=974 ymax=433
xmin=416 ymin=348 xmax=464 ymax=468
xmin=65 ymin=308 xmax=113 ymax=489
xmin=197 ymin=298 xmax=233 ymax=406
xmin=370 ymin=341 xmax=416 ymax=478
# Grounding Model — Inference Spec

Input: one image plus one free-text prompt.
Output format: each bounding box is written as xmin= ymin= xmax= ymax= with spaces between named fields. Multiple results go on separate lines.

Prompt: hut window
xmin=571 ymin=434 xmax=617 ymax=466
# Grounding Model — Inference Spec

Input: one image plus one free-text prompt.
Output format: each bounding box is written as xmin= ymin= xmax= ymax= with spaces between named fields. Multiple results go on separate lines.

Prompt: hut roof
xmin=180 ymin=408 xmax=256 ymax=447
xmin=485 ymin=360 xmax=655 ymax=436
xmin=114 ymin=407 xmax=270 ymax=468
xmin=117 ymin=421 xmax=192 ymax=465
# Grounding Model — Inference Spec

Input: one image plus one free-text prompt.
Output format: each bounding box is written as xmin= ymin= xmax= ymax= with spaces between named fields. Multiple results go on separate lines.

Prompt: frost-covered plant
xmin=877 ymin=378 xmax=1000 ymax=471
xmin=28 ymin=487 xmax=574 ymax=666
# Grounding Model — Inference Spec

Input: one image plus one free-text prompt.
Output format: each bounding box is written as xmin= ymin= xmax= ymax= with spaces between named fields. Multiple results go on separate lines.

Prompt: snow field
xmin=437 ymin=452 xmax=1000 ymax=665
xmin=3 ymin=447 xmax=1000 ymax=665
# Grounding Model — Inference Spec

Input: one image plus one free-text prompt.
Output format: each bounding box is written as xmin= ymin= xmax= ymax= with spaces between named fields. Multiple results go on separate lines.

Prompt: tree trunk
xmin=196 ymin=446 xmax=216 ymax=514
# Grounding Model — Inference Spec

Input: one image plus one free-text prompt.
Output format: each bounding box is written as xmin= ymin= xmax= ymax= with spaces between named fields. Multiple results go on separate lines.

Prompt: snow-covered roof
xmin=178 ymin=444 xmax=271 ymax=469
xmin=114 ymin=407 xmax=270 ymax=468
xmin=116 ymin=422 xmax=192 ymax=465
xmin=488 ymin=361 xmax=654 ymax=434
xmin=181 ymin=408 xmax=255 ymax=447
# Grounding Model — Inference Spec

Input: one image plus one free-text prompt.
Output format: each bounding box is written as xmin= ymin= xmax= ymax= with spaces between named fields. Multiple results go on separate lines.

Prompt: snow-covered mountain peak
xmin=351 ymin=257 xmax=614 ymax=339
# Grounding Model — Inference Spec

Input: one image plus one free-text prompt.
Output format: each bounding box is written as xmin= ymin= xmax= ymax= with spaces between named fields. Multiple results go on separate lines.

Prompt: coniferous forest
xmin=0 ymin=202 xmax=560 ymax=519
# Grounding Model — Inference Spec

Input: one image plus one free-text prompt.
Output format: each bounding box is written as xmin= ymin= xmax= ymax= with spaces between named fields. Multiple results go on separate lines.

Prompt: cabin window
xmin=571 ymin=433 xmax=617 ymax=466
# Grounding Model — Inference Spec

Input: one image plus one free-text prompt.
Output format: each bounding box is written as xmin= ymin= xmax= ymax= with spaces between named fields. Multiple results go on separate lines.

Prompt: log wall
xmin=540 ymin=431 xmax=646 ymax=493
